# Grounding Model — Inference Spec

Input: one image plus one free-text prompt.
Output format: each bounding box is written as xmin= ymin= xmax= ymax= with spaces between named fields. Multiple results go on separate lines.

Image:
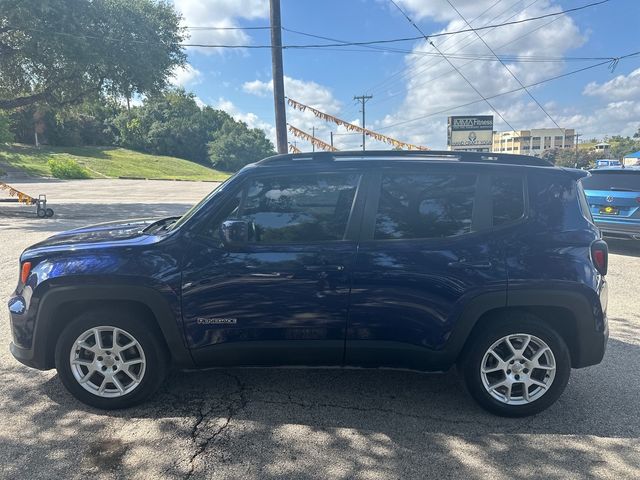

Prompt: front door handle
xmin=304 ymin=264 xmax=345 ymax=272
xmin=447 ymin=259 xmax=492 ymax=270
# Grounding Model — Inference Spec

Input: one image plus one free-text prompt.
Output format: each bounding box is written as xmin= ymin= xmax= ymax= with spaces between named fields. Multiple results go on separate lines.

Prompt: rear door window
xmin=374 ymin=173 xmax=477 ymax=240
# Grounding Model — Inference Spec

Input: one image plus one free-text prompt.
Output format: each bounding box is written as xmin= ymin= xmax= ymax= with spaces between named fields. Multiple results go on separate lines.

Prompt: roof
xmin=258 ymin=150 xmax=553 ymax=167
xmin=623 ymin=151 xmax=640 ymax=158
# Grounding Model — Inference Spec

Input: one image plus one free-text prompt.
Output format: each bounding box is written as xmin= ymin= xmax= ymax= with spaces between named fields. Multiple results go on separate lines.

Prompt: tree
xmin=549 ymin=148 xmax=598 ymax=169
xmin=0 ymin=0 xmax=186 ymax=110
xmin=0 ymin=112 xmax=13 ymax=143
xmin=113 ymin=89 xmax=232 ymax=163
xmin=608 ymin=135 xmax=640 ymax=159
xmin=208 ymin=119 xmax=275 ymax=171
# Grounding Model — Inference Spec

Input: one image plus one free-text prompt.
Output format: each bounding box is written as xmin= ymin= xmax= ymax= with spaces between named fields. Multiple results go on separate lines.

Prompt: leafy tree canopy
xmin=113 ymin=89 xmax=234 ymax=163
xmin=0 ymin=0 xmax=186 ymax=110
xmin=208 ymin=118 xmax=276 ymax=171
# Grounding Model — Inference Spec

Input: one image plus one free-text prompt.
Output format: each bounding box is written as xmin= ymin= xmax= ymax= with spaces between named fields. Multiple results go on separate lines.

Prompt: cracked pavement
xmin=1 ymin=179 xmax=640 ymax=479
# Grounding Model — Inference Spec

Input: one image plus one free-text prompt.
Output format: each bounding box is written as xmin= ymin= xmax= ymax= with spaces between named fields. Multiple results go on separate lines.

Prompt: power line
xmin=185 ymin=26 xmax=271 ymax=30
xmin=364 ymin=0 xmax=542 ymax=101
xmin=444 ymin=0 xmax=562 ymax=129
xmin=389 ymin=0 xmax=515 ymax=130
xmin=6 ymin=1 xmax=608 ymax=50
xmin=368 ymin=4 xmax=568 ymax=110
xmin=362 ymin=0 xmax=512 ymax=99
xmin=375 ymin=51 xmax=640 ymax=132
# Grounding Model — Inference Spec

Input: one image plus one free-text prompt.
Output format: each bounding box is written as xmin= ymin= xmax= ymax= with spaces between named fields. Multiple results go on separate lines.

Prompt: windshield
xmin=168 ymin=175 xmax=238 ymax=231
xmin=581 ymin=172 xmax=640 ymax=191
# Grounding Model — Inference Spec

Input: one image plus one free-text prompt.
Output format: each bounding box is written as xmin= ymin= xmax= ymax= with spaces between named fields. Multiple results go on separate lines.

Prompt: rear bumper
xmin=594 ymin=218 xmax=640 ymax=240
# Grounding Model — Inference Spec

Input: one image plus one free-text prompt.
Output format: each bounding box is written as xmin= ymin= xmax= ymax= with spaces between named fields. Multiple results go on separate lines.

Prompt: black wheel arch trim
xmin=506 ymin=287 xmax=607 ymax=368
xmin=28 ymin=285 xmax=195 ymax=370
xmin=445 ymin=286 xmax=606 ymax=369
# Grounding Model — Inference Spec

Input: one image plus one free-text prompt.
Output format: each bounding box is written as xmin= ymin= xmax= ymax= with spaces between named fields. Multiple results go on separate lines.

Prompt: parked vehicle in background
xmin=595 ymin=159 xmax=622 ymax=168
xmin=8 ymin=151 xmax=609 ymax=417
xmin=581 ymin=167 xmax=640 ymax=241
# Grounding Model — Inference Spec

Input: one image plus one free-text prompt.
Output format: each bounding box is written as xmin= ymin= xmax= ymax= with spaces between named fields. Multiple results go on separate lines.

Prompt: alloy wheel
xmin=480 ymin=333 xmax=556 ymax=405
xmin=69 ymin=326 xmax=146 ymax=398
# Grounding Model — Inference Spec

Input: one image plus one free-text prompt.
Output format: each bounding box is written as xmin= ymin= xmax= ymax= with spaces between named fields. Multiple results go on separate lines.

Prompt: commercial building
xmin=447 ymin=115 xmax=494 ymax=152
xmin=492 ymin=128 xmax=576 ymax=155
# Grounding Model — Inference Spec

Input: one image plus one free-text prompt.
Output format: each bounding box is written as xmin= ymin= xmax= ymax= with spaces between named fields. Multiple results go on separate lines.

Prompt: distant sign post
xmin=447 ymin=116 xmax=494 ymax=152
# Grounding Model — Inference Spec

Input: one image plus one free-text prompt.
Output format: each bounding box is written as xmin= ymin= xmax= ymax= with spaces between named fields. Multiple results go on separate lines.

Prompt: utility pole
xmin=270 ymin=0 xmax=287 ymax=154
xmin=330 ymin=131 xmax=334 ymax=148
xmin=354 ymin=94 xmax=372 ymax=151
xmin=312 ymin=126 xmax=315 ymax=152
xmin=575 ymin=132 xmax=581 ymax=153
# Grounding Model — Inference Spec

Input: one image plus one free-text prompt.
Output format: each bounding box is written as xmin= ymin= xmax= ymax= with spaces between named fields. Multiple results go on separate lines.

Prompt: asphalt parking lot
xmin=1 ymin=179 xmax=639 ymax=479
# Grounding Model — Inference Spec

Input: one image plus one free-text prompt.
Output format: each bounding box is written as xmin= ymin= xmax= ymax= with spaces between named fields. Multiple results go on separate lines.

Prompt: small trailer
xmin=0 ymin=181 xmax=54 ymax=218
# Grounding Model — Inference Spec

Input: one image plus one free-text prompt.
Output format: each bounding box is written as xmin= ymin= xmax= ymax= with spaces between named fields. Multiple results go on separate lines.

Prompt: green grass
xmin=0 ymin=144 xmax=230 ymax=181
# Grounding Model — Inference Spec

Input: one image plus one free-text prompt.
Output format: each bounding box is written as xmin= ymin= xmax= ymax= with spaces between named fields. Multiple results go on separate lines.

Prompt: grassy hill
xmin=0 ymin=144 xmax=229 ymax=181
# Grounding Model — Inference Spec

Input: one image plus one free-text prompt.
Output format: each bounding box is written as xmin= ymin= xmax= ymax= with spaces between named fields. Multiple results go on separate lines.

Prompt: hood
xmin=22 ymin=217 xmax=172 ymax=257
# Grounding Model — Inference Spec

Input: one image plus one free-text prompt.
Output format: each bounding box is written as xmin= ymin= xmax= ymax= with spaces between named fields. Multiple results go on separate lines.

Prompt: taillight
xmin=20 ymin=262 xmax=32 ymax=284
xmin=591 ymin=240 xmax=608 ymax=276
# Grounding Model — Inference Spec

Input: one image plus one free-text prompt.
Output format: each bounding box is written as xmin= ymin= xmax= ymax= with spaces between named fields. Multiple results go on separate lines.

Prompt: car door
xmin=345 ymin=164 xmax=519 ymax=371
xmin=181 ymin=168 xmax=364 ymax=367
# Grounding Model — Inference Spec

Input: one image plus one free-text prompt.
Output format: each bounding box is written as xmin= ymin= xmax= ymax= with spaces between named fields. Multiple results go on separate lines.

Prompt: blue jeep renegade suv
xmin=8 ymin=151 xmax=609 ymax=416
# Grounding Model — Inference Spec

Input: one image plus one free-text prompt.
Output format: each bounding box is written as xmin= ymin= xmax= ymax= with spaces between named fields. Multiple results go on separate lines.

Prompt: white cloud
xmin=377 ymin=0 xmax=587 ymax=149
xmin=172 ymin=0 xmax=268 ymax=55
xmin=241 ymin=76 xmax=369 ymax=151
xmin=583 ymin=68 xmax=640 ymax=101
xmin=170 ymin=64 xmax=202 ymax=87
xmin=214 ymin=97 xmax=277 ymax=143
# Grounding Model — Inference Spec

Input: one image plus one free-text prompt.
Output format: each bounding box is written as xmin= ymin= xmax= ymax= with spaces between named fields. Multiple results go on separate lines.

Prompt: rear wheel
xmin=55 ymin=307 xmax=168 ymax=409
xmin=459 ymin=313 xmax=571 ymax=417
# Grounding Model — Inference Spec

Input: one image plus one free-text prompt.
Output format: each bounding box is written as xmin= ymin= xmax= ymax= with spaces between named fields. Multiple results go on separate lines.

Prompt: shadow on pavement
xmin=0 ymin=202 xmax=193 ymax=234
xmin=1 ymin=337 xmax=638 ymax=479
xmin=606 ymin=238 xmax=640 ymax=258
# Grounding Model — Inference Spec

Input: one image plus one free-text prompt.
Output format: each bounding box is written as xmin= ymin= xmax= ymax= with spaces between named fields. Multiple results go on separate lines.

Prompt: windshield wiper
xmin=609 ymin=187 xmax=637 ymax=192
xmin=143 ymin=216 xmax=180 ymax=234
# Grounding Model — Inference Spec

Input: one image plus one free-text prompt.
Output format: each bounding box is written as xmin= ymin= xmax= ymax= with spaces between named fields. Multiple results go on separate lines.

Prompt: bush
xmin=48 ymin=158 xmax=90 ymax=179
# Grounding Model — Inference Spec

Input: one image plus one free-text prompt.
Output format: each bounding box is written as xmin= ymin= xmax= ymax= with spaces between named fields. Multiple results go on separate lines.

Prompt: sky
xmin=169 ymin=0 xmax=640 ymax=151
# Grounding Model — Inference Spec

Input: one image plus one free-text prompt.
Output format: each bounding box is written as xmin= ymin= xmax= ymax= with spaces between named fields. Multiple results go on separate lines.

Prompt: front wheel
xmin=54 ymin=307 xmax=168 ymax=409
xmin=459 ymin=313 xmax=571 ymax=417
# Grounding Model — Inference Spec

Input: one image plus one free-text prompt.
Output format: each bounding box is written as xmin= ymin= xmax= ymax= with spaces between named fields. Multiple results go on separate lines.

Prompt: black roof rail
xmin=257 ymin=150 xmax=553 ymax=167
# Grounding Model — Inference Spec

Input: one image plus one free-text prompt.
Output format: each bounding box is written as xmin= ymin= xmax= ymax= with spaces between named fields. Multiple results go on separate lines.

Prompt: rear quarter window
xmin=491 ymin=175 xmax=525 ymax=226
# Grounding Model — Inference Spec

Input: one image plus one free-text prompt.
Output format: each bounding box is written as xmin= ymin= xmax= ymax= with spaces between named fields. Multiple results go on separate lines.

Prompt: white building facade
xmin=492 ymin=128 xmax=576 ymax=155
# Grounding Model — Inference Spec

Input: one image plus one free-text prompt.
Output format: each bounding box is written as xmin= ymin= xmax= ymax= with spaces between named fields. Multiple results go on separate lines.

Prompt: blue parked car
xmin=581 ymin=167 xmax=640 ymax=241
xmin=8 ymin=151 xmax=609 ymax=416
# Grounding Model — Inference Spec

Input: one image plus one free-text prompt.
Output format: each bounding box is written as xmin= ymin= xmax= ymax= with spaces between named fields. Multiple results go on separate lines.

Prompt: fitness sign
xmin=447 ymin=115 xmax=494 ymax=151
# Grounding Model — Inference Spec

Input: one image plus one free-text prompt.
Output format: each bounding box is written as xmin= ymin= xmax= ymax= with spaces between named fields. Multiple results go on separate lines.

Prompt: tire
xmin=459 ymin=312 xmax=571 ymax=417
xmin=45 ymin=208 xmax=54 ymax=217
xmin=54 ymin=307 xmax=169 ymax=409
xmin=36 ymin=208 xmax=46 ymax=218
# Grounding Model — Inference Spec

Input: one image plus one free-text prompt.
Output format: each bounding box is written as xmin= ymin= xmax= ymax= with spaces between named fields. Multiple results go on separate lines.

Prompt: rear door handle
xmin=304 ymin=264 xmax=345 ymax=272
xmin=447 ymin=260 xmax=492 ymax=270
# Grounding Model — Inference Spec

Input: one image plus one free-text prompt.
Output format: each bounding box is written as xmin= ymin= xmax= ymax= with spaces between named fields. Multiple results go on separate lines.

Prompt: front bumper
xmin=9 ymin=342 xmax=43 ymax=369
xmin=8 ymin=291 xmax=49 ymax=370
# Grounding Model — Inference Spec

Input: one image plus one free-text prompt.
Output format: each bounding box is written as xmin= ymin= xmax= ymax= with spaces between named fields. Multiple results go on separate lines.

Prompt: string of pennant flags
xmin=287 ymin=125 xmax=339 ymax=152
xmin=288 ymin=142 xmax=302 ymax=154
xmin=0 ymin=182 xmax=36 ymax=205
xmin=286 ymin=98 xmax=429 ymax=151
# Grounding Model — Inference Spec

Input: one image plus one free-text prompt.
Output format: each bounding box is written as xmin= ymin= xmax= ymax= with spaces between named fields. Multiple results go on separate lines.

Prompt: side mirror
xmin=220 ymin=220 xmax=249 ymax=248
